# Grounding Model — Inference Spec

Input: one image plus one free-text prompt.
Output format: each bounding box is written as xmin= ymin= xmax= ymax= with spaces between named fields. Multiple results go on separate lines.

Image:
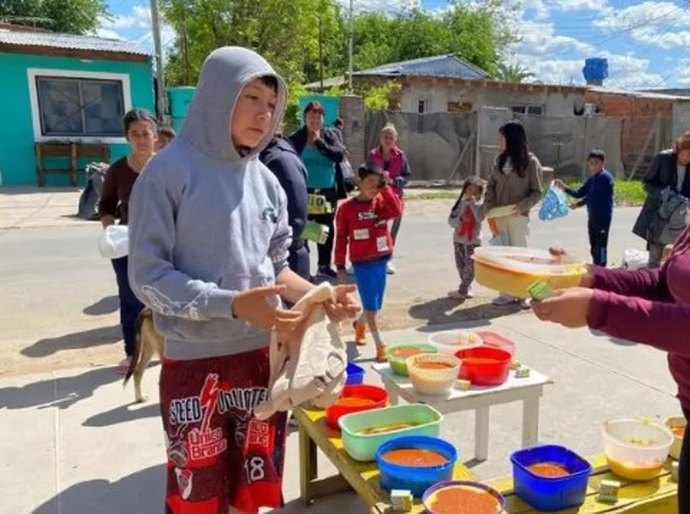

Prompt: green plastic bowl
xmin=339 ymin=404 xmax=443 ymax=462
xmin=385 ymin=343 xmax=438 ymax=376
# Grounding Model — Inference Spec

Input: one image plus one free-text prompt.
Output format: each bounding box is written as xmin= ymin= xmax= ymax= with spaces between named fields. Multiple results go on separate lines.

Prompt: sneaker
xmin=492 ymin=294 xmax=515 ymax=306
xmin=346 ymin=266 xmax=354 ymax=275
xmin=447 ymin=290 xmax=465 ymax=300
xmin=116 ymin=356 xmax=132 ymax=376
xmin=465 ymin=288 xmax=475 ymax=299
xmin=520 ymin=298 xmax=532 ymax=309
xmin=353 ymin=321 xmax=367 ymax=345
xmin=316 ymin=266 xmax=337 ymax=278
xmin=375 ymin=345 xmax=387 ymax=363
xmin=386 ymin=261 xmax=396 ymax=274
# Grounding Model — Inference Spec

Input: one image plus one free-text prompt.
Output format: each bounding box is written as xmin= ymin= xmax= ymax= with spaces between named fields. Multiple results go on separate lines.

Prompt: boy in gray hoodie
xmin=128 ymin=47 xmax=358 ymax=514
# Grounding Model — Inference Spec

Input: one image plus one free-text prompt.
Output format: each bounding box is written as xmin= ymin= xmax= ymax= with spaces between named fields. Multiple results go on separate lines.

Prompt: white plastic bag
xmin=98 ymin=225 xmax=129 ymax=259
xmin=621 ymin=248 xmax=649 ymax=270
xmin=340 ymin=158 xmax=354 ymax=181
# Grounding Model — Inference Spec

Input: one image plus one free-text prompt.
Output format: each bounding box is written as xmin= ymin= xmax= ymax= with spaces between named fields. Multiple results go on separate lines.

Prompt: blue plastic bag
xmin=539 ymin=183 xmax=569 ymax=221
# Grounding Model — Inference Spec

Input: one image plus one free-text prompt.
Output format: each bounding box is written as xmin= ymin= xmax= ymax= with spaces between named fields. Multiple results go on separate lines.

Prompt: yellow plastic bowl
xmin=473 ymin=246 xmax=585 ymax=299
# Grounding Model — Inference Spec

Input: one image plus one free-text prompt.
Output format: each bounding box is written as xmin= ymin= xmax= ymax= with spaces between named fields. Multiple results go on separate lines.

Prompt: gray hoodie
xmin=128 ymin=47 xmax=290 ymax=360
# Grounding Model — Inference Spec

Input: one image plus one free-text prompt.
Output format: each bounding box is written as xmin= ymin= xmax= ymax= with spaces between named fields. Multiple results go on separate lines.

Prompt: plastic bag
xmin=621 ymin=248 xmax=649 ymax=270
xmin=98 ymin=225 xmax=129 ymax=259
xmin=538 ymin=183 xmax=569 ymax=221
xmin=340 ymin=159 xmax=354 ymax=181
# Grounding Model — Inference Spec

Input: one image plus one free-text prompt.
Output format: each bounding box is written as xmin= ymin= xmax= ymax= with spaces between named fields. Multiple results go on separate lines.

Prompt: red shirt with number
xmin=334 ymin=185 xmax=403 ymax=267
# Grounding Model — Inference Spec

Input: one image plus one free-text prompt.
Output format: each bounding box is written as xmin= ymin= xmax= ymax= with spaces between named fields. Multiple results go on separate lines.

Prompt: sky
xmin=100 ymin=0 xmax=690 ymax=90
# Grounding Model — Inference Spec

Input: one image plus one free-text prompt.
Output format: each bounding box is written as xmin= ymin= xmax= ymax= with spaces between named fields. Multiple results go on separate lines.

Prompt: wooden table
xmin=490 ymin=454 xmax=678 ymax=513
xmin=372 ymin=363 xmax=552 ymax=461
xmin=293 ymin=406 xmax=477 ymax=513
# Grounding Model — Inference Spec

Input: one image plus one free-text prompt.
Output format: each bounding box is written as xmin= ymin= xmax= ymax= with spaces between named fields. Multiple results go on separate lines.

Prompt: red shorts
xmin=160 ymin=349 xmax=288 ymax=514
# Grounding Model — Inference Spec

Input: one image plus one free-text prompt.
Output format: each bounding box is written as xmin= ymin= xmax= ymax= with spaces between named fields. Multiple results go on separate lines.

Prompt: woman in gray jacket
xmin=632 ymin=130 xmax=690 ymax=267
xmin=484 ymin=120 xmax=543 ymax=306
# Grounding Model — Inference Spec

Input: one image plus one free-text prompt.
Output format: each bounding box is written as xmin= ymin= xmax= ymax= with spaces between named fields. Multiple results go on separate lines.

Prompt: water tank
xmin=582 ymin=58 xmax=608 ymax=86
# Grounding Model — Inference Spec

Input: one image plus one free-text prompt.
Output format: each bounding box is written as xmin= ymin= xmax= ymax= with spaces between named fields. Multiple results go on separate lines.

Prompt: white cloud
xmin=675 ymin=58 xmax=690 ymax=86
xmin=515 ymin=20 xmax=594 ymax=55
xmin=593 ymin=1 xmax=690 ymax=31
xmin=547 ymin=0 xmax=608 ymax=10
xmin=94 ymin=27 xmax=120 ymax=40
xmin=632 ymin=26 xmax=690 ymax=49
xmin=100 ymin=5 xmax=151 ymax=31
xmin=96 ymin=3 xmax=176 ymax=56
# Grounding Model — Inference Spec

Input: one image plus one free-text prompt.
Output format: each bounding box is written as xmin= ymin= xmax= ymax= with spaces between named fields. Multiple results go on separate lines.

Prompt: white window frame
xmin=27 ymin=68 xmax=132 ymax=143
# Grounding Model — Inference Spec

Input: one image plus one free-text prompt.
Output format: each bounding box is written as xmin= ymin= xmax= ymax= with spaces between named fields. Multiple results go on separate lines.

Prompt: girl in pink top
xmin=533 ymin=226 xmax=690 ymax=513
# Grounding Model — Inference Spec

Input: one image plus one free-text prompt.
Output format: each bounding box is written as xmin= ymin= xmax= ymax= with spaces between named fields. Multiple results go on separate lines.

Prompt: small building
xmin=0 ymin=26 xmax=154 ymax=186
xmin=306 ymin=54 xmax=589 ymax=118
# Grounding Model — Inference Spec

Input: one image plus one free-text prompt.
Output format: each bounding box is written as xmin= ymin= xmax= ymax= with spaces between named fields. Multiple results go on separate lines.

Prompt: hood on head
xmin=178 ymin=46 xmax=287 ymax=162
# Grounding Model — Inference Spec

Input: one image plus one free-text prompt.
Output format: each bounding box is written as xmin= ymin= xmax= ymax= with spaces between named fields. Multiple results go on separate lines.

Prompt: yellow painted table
xmin=490 ymin=454 xmax=678 ymax=513
xmin=293 ymin=406 xmax=476 ymax=513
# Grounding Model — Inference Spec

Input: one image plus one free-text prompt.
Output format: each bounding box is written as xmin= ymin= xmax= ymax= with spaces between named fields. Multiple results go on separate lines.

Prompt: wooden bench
xmin=293 ymin=406 xmax=476 ymax=513
xmin=34 ymin=141 xmax=110 ymax=186
xmin=490 ymin=454 xmax=678 ymax=513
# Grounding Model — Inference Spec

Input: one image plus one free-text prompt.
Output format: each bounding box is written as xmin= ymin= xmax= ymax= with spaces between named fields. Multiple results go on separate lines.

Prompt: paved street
xmin=1 ymin=188 xmax=680 ymax=514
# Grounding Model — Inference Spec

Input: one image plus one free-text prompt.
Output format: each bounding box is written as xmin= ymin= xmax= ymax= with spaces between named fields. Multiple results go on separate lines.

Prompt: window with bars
xmin=511 ymin=104 xmax=545 ymax=116
xmin=35 ymin=76 xmax=125 ymax=137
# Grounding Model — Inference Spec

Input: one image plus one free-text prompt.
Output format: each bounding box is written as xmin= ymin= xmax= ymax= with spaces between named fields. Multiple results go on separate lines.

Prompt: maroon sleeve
xmin=591 ymin=265 xmax=667 ymax=301
xmin=99 ymin=162 xmax=120 ymax=218
xmin=588 ymin=290 xmax=690 ymax=357
xmin=375 ymin=185 xmax=403 ymax=220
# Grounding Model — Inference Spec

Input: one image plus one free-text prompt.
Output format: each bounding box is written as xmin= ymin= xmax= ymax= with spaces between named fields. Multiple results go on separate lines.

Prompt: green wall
xmin=0 ymin=52 xmax=154 ymax=186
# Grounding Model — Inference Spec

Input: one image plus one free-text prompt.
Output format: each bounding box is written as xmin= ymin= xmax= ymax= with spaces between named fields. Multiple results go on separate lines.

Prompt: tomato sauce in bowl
xmin=382 ymin=448 xmax=448 ymax=467
xmin=425 ymin=483 xmax=503 ymax=514
xmin=527 ymin=462 xmax=570 ymax=478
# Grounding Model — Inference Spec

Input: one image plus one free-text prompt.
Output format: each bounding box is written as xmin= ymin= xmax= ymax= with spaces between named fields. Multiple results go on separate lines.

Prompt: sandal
xmin=375 ymin=345 xmax=387 ymax=363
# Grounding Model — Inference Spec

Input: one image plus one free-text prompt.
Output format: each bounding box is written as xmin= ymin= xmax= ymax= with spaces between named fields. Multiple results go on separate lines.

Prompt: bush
xmin=565 ymin=179 xmax=646 ymax=207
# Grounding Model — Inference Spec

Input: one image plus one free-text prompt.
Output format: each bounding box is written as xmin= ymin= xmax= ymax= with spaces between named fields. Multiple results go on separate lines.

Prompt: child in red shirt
xmin=336 ymin=164 xmax=403 ymax=361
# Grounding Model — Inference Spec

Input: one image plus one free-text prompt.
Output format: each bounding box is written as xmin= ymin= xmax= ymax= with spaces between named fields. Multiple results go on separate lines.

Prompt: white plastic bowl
xmin=602 ymin=418 xmax=674 ymax=481
xmin=406 ymin=353 xmax=461 ymax=396
xmin=427 ymin=330 xmax=483 ymax=355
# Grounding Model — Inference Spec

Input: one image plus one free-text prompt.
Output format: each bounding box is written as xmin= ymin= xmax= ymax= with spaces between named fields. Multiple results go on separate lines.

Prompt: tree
xmin=0 ymin=0 xmax=108 ymax=34
xmin=493 ymin=63 xmax=535 ymax=83
xmin=162 ymin=0 xmax=346 ymax=87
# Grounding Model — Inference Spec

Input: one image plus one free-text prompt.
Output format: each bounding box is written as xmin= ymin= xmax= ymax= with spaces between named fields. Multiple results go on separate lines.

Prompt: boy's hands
xmin=232 ymin=285 xmax=304 ymax=331
xmin=569 ymin=202 xmax=580 ymax=210
xmin=553 ymin=179 xmax=566 ymax=190
xmin=325 ymin=284 xmax=360 ymax=322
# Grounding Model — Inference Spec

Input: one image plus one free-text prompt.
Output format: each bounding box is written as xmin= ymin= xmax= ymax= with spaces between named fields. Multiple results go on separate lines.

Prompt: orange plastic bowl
xmin=326 ymin=385 xmax=388 ymax=429
xmin=455 ymin=347 xmax=512 ymax=386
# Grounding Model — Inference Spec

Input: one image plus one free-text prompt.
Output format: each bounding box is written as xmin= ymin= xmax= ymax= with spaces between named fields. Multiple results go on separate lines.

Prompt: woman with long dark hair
xmin=99 ymin=109 xmax=157 ymax=373
xmin=484 ymin=120 xmax=543 ymax=306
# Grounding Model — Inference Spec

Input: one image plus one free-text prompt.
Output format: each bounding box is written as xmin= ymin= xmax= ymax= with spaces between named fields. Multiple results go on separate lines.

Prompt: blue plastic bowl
xmin=375 ymin=435 xmax=457 ymax=497
xmin=423 ymin=480 xmax=505 ymax=513
xmin=345 ymin=362 xmax=365 ymax=385
xmin=511 ymin=444 xmax=592 ymax=511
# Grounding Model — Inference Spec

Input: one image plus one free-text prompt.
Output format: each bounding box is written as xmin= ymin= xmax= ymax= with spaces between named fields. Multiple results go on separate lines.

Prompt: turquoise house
xmin=0 ymin=28 xmax=154 ymax=186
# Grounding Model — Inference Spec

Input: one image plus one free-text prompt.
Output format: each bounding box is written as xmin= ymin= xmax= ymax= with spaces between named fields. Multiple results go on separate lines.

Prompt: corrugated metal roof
xmin=0 ymin=29 xmax=150 ymax=56
xmin=353 ymin=54 xmax=489 ymax=80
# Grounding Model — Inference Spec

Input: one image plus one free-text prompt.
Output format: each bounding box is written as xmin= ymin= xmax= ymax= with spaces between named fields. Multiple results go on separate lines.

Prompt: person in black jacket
xmin=287 ymin=101 xmax=345 ymax=279
xmin=633 ymin=131 xmax=690 ymax=267
xmin=260 ymin=130 xmax=310 ymax=280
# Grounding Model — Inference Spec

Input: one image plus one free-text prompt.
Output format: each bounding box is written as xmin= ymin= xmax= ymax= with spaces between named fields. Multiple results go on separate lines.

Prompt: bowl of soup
xmin=385 ymin=343 xmax=438 ymax=376
xmin=375 ymin=435 xmax=457 ymax=497
xmin=602 ymin=418 xmax=674 ymax=481
xmin=325 ymin=384 xmax=388 ymax=429
xmin=455 ymin=346 xmax=512 ymax=386
xmin=666 ymin=416 xmax=687 ymax=460
xmin=406 ymin=354 xmax=461 ymax=396
xmin=473 ymin=246 xmax=586 ymax=298
xmin=511 ymin=444 xmax=592 ymax=511
xmin=339 ymin=404 xmax=443 ymax=461
xmin=423 ymin=481 xmax=505 ymax=514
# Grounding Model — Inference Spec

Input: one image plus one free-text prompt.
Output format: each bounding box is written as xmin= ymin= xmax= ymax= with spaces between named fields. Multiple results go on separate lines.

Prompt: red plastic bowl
xmin=325 ymin=384 xmax=388 ymax=429
xmin=476 ymin=331 xmax=516 ymax=357
xmin=455 ymin=347 xmax=512 ymax=385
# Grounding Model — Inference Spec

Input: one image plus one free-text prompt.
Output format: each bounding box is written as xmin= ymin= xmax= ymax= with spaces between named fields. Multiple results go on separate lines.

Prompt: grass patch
xmin=564 ymin=179 xmax=645 ymax=207
xmin=406 ymin=191 xmax=460 ymax=201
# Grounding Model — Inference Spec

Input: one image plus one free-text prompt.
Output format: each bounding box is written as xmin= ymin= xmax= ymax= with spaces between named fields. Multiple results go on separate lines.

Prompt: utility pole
xmin=318 ymin=13 xmax=324 ymax=90
xmin=348 ymin=0 xmax=353 ymax=93
xmin=150 ymin=0 xmax=168 ymax=122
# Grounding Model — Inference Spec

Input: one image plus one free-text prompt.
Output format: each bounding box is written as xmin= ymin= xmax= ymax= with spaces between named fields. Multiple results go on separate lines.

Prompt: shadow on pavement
xmin=21 ymin=325 xmax=121 ymax=357
xmin=0 ymin=366 xmax=120 ymax=410
xmin=32 ymin=464 xmax=165 ymax=514
xmin=83 ymin=295 xmax=119 ymax=316
xmin=83 ymin=401 xmax=161 ymax=427
xmin=275 ymin=493 xmax=368 ymax=513
xmin=408 ymin=297 xmax=522 ymax=327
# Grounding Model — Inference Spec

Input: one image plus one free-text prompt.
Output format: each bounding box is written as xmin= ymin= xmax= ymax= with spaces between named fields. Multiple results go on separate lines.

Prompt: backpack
xmin=648 ymin=187 xmax=689 ymax=246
